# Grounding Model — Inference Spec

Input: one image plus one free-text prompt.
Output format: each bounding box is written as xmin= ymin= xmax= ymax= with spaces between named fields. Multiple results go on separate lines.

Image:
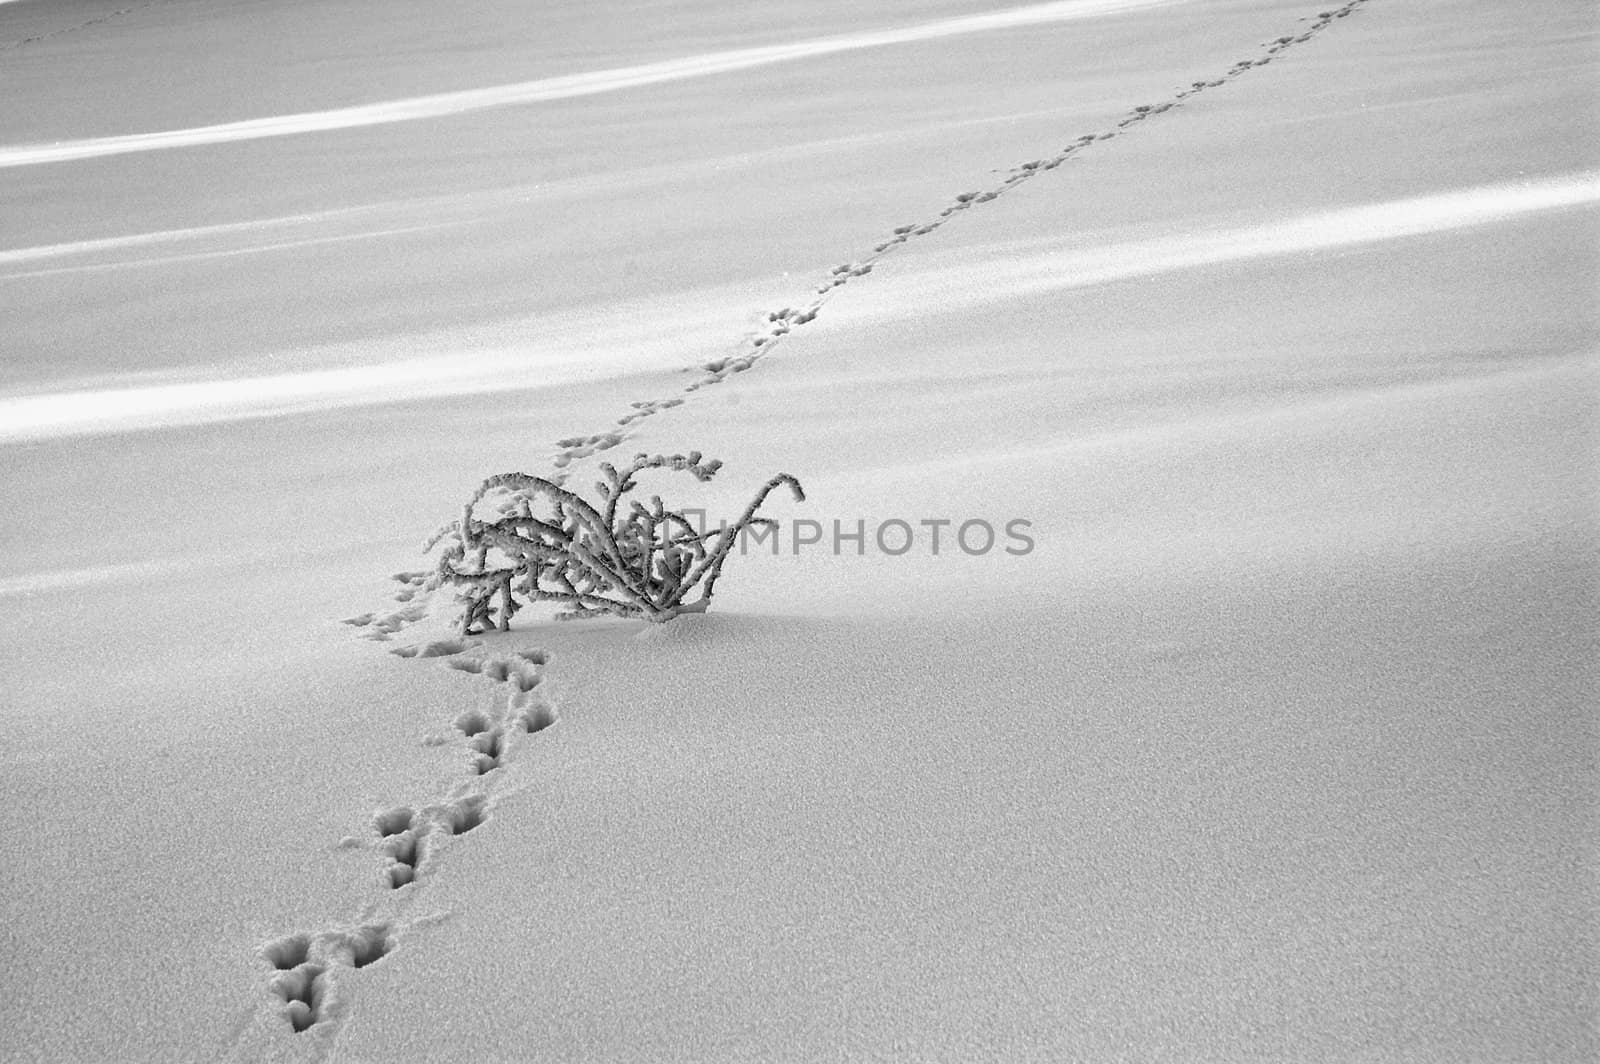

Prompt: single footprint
xmin=480 ymin=658 xmax=519 ymax=684
xmin=504 ymin=662 xmax=543 ymax=691
xmin=263 ymin=935 xmax=324 ymax=1034
xmin=374 ymin=806 xmax=413 ymax=838
xmin=378 ymin=812 xmax=425 ymax=888
xmin=515 ymin=700 xmax=557 ymax=734
xmin=262 ymin=933 xmax=310 ymax=971
xmin=470 ymin=728 xmax=506 ymax=774
xmin=385 ymin=835 xmax=422 ymax=888
xmin=391 ymin=637 xmax=477 ymax=659
xmin=335 ymin=924 xmax=392 ymax=969
xmin=453 ymin=708 xmax=492 ymax=737
xmin=444 ymin=794 xmax=488 ymax=835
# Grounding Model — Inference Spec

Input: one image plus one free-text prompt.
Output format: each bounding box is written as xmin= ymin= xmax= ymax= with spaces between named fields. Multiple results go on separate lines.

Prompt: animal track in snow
xmin=389 ymin=642 xmax=554 ymax=822
xmin=323 ymin=0 xmax=1373 ymax=1041
xmin=512 ymin=694 xmax=557 ymax=734
xmin=335 ymin=603 xmax=561 ymax=1021
xmin=374 ymin=806 xmax=413 ymax=838
xmin=260 ymin=924 xmax=395 ymax=1034
xmin=438 ymin=656 xmax=552 ymax=770
xmin=343 ymin=601 xmax=429 ymax=641
xmin=497 ymin=658 xmax=542 ymax=691
xmin=615 ymin=397 xmax=683 ymax=427
xmin=341 ymin=572 xmax=445 ymax=640
xmin=336 ymin=924 xmax=393 ymax=969
xmin=380 ymin=811 xmax=426 ymax=889
xmin=1 ymin=0 xmax=178 ymax=51
xmin=546 ymin=0 xmax=1375 ymax=441
xmin=440 ymin=650 xmax=542 ymax=692
xmin=384 ymin=832 xmax=424 ymax=888
xmin=453 ymin=708 xmax=492 ymax=737
xmin=443 ymin=794 xmax=488 ymax=835
xmin=373 ymin=795 xmax=494 ymax=884
xmin=263 ymin=934 xmax=312 ymax=971
xmin=387 ymin=569 xmax=431 ymax=602
xmin=552 ymin=431 xmax=625 ymax=468
xmin=268 ymin=960 xmax=325 ymax=1033
xmin=396 ymin=641 xmax=551 ymax=754
xmin=390 ymin=637 xmax=478 ymax=659
xmin=453 ymin=702 xmax=506 ymax=772
xmin=470 ymin=727 xmax=506 ymax=774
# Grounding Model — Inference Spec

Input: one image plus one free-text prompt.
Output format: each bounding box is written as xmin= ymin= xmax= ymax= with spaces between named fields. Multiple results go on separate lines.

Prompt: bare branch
xmin=423 ymin=454 xmax=802 ymax=632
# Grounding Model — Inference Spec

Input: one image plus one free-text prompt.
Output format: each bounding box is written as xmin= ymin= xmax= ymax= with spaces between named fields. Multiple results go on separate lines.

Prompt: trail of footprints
xmin=259 ymin=636 xmax=557 ymax=1036
xmin=1 ymin=0 xmax=177 ymax=51
xmin=341 ymin=570 xmax=435 ymax=641
xmin=541 ymin=0 xmax=1373 ymax=472
xmin=261 ymin=925 xmax=393 ymax=1034
xmin=310 ymin=0 xmax=1373 ymax=1039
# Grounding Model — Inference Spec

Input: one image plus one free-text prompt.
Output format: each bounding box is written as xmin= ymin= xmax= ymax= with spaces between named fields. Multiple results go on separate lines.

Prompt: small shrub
xmin=424 ymin=452 xmax=803 ymax=632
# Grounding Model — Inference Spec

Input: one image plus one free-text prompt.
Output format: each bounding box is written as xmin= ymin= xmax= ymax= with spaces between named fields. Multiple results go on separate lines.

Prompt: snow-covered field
xmin=1 ymin=0 xmax=1595 ymax=1060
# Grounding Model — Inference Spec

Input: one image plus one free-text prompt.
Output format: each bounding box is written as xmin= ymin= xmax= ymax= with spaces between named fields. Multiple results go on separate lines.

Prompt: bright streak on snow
xmin=0 ymin=223 xmax=460 ymax=280
xmin=0 ymin=103 xmax=1086 ymax=277
xmin=926 ymin=172 xmax=1600 ymax=305
xmin=0 ymin=204 xmax=429 ymax=270
xmin=0 ymin=347 xmax=657 ymax=442
xmin=0 ymin=0 xmax=1176 ymax=169
xmin=0 ymin=560 xmax=194 ymax=597
xmin=1 ymin=173 xmax=1593 ymax=443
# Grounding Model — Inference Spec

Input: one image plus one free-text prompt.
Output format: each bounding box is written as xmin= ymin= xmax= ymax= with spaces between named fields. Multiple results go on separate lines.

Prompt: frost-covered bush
xmin=425 ymin=452 xmax=803 ymax=632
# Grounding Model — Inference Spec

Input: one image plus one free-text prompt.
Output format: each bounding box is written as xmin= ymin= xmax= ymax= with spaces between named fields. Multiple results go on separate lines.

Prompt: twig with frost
xmin=423 ymin=452 xmax=803 ymax=632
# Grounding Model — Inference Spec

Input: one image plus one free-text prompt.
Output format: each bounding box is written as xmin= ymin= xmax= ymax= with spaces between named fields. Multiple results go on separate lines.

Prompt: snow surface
xmin=1 ymin=0 xmax=1595 ymax=1061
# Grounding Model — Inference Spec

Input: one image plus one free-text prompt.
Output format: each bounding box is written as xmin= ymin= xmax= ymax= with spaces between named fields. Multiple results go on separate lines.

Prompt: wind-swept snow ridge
xmin=0 ymin=0 xmax=1177 ymax=168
